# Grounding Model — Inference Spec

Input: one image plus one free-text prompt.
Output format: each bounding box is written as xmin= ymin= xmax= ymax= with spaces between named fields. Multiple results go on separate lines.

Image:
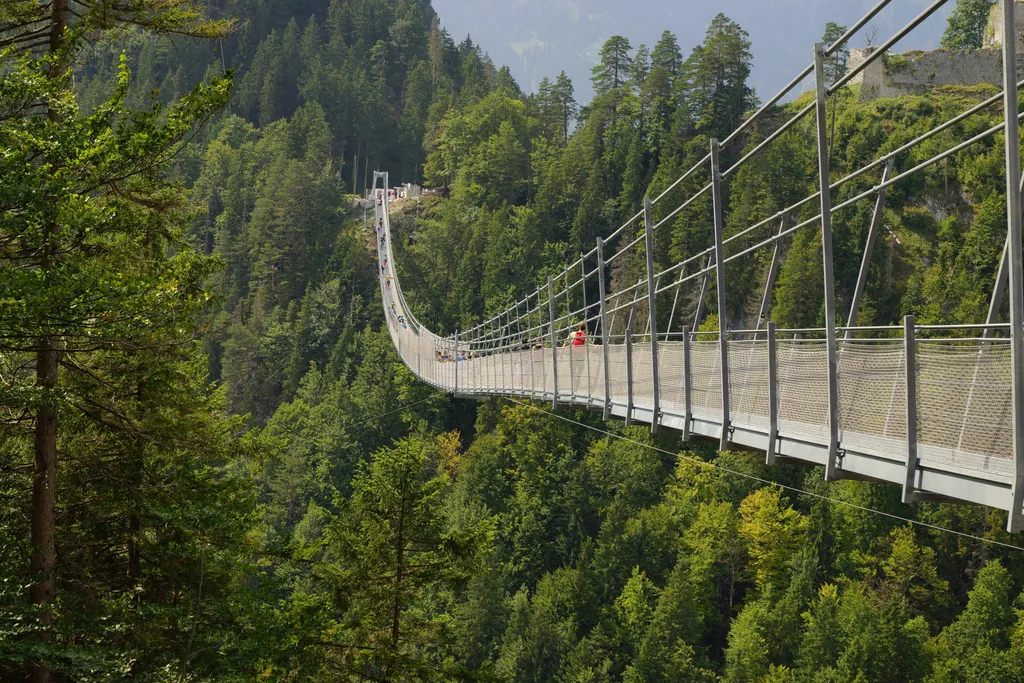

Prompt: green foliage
xmin=7 ymin=0 xmax=1024 ymax=680
xmin=592 ymin=36 xmax=634 ymax=96
xmin=325 ymin=435 xmax=492 ymax=680
xmin=941 ymin=0 xmax=997 ymax=51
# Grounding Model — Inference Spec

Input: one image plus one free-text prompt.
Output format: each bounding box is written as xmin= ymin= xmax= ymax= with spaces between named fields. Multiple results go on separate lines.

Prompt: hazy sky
xmin=431 ymin=0 xmax=955 ymax=104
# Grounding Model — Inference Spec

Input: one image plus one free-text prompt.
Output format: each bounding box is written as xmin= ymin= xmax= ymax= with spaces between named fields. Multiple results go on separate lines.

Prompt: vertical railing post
xmin=682 ymin=325 xmax=692 ymax=441
xmin=530 ymin=292 xmax=538 ymax=397
xmin=902 ymin=315 xmax=919 ymax=504
xmin=563 ymin=271 xmax=575 ymax=402
xmin=710 ymin=139 xmax=731 ymax=450
xmin=644 ymin=197 xmax=662 ymax=432
xmin=597 ymin=238 xmax=612 ymax=421
xmin=501 ymin=314 xmax=509 ymax=394
xmin=846 ymin=157 xmax=894 ymax=337
xmin=548 ymin=275 xmax=559 ymax=410
xmin=581 ymin=252 xmax=593 ymax=405
xmin=625 ymin=328 xmax=634 ymax=426
xmin=766 ymin=321 xmax=778 ymax=465
xmin=625 ymin=297 xmax=638 ymax=426
xmin=814 ymin=42 xmax=842 ymax=481
xmin=1002 ymin=0 xmax=1024 ymax=532
xmin=453 ymin=327 xmax=460 ymax=395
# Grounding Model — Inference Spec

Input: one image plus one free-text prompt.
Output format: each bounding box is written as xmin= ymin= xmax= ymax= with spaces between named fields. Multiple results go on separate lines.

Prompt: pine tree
xmin=677 ymin=13 xmax=756 ymax=140
xmin=591 ymin=35 xmax=634 ymax=96
xmin=326 ymin=435 xmax=491 ymax=679
xmin=652 ymin=30 xmax=683 ymax=80
xmin=551 ymin=71 xmax=578 ymax=145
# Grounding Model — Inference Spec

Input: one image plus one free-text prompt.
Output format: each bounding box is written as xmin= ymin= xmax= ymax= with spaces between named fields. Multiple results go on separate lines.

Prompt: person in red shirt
xmin=568 ymin=322 xmax=586 ymax=346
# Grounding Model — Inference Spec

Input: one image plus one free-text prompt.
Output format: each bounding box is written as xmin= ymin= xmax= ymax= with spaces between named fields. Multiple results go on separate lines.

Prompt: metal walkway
xmin=373 ymin=0 xmax=1024 ymax=532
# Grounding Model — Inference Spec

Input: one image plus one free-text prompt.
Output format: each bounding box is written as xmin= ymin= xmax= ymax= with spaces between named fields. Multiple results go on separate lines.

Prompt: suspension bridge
xmin=373 ymin=0 xmax=1024 ymax=532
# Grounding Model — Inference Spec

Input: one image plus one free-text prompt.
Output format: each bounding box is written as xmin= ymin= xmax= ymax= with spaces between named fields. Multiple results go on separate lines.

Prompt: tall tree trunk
xmin=391 ymin=508 xmax=404 ymax=649
xmin=31 ymin=3 xmax=69 ymax=680
xmin=30 ymin=338 xmax=57 ymax=683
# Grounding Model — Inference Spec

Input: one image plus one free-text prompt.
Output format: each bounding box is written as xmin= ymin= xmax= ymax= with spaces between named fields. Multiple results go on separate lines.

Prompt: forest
xmin=2 ymin=0 xmax=1024 ymax=680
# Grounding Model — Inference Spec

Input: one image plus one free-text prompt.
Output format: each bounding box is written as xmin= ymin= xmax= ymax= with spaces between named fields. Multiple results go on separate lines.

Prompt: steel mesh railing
xmin=372 ymin=0 xmax=1024 ymax=528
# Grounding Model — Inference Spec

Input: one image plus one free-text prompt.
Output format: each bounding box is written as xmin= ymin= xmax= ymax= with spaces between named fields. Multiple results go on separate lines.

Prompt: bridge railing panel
xmin=657 ymin=342 xmax=687 ymax=417
xmin=917 ymin=341 xmax=1013 ymax=469
xmin=776 ymin=340 xmax=832 ymax=443
xmin=728 ymin=341 xmax=770 ymax=430
xmin=690 ymin=341 xmax=724 ymax=418
xmin=631 ymin=340 xmax=656 ymax=415
xmin=836 ymin=341 xmax=906 ymax=448
xmin=606 ymin=342 xmax=630 ymax=409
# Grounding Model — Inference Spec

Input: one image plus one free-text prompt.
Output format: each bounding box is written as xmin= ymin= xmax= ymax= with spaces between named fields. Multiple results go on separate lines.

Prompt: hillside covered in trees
xmin=3 ymin=0 xmax=1024 ymax=681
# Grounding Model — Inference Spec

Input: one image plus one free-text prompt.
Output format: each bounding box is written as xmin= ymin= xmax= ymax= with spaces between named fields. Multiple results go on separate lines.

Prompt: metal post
xmin=516 ymin=301 xmax=524 ymax=395
xmin=815 ymin=43 xmax=842 ymax=481
xmin=982 ymin=168 xmax=1024 ymax=340
xmin=755 ymin=214 xmax=788 ymax=338
xmin=644 ymin=197 xmax=662 ymax=432
xmin=767 ymin=321 xmax=779 ymax=465
xmin=682 ymin=325 xmax=692 ymax=441
xmin=625 ymin=297 xmax=638 ymax=425
xmin=1002 ymin=0 xmax=1024 ymax=533
xmin=625 ymin=328 xmax=634 ymax=426
xmin=986 ymin=238 xmax=1011 ymax=339
xmin=597 ymin=238 xmax=612 ymax=420
xmin=531 ymin=292 xmax=538 ymax=396
xmin=666 ymin=266 xmax=686 ymax=338
xmin=902 ymin=315 xmax=919 ymax=504
xmin=710 ymin=139 xmax=731 ymax=450
xmin=562 ymin=272 xmax=575 ymax=402
xmin=454 ymin=328 xmax=460 ymax=394
xmin=581 ymin=252 xmax=593 ymax=405
xmin=548 ymin=275 xmax=559 ymax=410
xmin=846 ymin=157 xmax=895 ymax=338
xmin=693 ymin=255 xmax=712 ymax=334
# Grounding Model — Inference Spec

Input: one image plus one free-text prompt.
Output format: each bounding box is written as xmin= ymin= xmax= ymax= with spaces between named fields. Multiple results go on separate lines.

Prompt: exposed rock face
xmin=848 ymin=0 xmax=1024 ymax=101
xmin=983 ymin=0 xmax=1024 ymax=50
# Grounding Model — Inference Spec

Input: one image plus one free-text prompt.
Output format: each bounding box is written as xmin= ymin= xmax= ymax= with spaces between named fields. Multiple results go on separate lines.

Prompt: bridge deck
xmin=375 ymin=197 xmax=1016 ymax=515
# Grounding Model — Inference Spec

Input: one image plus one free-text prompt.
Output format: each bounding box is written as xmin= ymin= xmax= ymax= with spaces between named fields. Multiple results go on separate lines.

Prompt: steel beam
xmin=644 ymin=197 xmax=662 ymax=432
xmin=581 ymin=252 xmax=593 ymax=404
xmin=666 ymin=265 xmax=686 ymax=337
xmin=454 ymin=328 xmax=460 ymax=393
xmin=814 ymin=43 xmax=842 ymax=481
xmin=902 ymin=315 xmax=919 ymax=503
xmin=682 ymin=325 xmax=692 ymax=441
xmin=597 ymin=238 xmax=612 ymax=420
xmin=846 ymin=157 xmax=895 ymax=337
xmin=1001 ymin=0 xmax=1024 ymax=532
xmin=625 ymin=329 xmax=634 ymax=426
xmin=987 ymin=238 xmax=1011 ymax=340
xmin=710 ymin=139 xmax=731 ymax=450
xmin=548 ymin=275 xmax=558 ymax=410
xmin=693 ymin=254 xmax=712 ymax=336
xmin=755 ymin=214 xmax=789 ymax=338
xmin=767 ymin=321 xmax=779 ymax=465
xmin=625 ymin=295 xmax=639 ymax=426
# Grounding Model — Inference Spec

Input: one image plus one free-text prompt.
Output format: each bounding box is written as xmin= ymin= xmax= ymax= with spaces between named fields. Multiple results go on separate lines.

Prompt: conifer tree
xmin=592 ymin=35 xmax=634 ymax=96
xmin=677 ymin=14 xmax=755 ymax=140
xmin=326 ymin=435 xmax=491 ymax=680
xmin=551 ymin=71 xmax=578 ymax=145
xmin=652 ymin=30 xmax=683 ymax=80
